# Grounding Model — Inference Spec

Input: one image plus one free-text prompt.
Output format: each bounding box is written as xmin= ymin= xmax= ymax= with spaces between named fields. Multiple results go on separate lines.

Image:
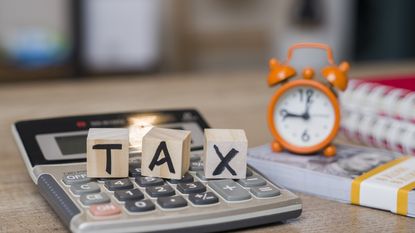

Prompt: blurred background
xmin=1 ymin=0 xmax=415 ymax=82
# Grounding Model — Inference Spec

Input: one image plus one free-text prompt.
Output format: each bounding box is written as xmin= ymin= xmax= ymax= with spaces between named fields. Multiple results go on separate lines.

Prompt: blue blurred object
xmin=5 ymin=28 xmax=69 ymax=68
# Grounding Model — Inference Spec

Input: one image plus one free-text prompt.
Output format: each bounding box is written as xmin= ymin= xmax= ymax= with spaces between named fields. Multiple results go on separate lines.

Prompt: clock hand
xmin=302 ymin=90 xmax=314 ymax=120
xmin=310 ymin=114 xmax=329 ymax=118
xmin=280 ymin=109 xmax=303 ymax=121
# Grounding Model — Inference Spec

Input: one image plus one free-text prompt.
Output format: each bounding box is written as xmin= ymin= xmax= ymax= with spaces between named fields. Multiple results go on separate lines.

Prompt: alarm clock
xmin=267 ymin=43 xmax=349 ymax=157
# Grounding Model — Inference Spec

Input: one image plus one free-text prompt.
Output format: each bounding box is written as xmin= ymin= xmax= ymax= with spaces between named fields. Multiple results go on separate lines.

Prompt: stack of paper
xmin=248 ymin=144 xmax=415 ymax=217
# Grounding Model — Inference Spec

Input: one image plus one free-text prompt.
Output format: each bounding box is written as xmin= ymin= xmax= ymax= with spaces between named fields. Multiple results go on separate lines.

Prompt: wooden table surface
xmin=1 ymin=62 xmax=415 ymax=232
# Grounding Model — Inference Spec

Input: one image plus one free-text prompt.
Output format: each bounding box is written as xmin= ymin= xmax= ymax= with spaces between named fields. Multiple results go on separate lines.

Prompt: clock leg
xmin=271 ymin=141 xmax=283 ymax=152
xmin=323 ymin=144 xmax=336 ymax=157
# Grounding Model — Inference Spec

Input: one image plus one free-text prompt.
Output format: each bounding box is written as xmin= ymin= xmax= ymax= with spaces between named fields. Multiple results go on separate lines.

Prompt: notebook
xmin=339 ymin=75 xmax=415 ymax=155
xmin=248 ymin=143 xmax=415 ymax=218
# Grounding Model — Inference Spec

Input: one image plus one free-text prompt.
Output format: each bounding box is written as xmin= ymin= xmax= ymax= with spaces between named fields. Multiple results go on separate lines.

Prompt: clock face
xmin=273 ymin=85 xmax=336 ymax=148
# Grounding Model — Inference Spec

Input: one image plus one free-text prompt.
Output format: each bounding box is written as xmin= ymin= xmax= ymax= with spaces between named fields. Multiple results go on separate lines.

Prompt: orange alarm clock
xmin=267 ymin=42 xmax=349 ymax=157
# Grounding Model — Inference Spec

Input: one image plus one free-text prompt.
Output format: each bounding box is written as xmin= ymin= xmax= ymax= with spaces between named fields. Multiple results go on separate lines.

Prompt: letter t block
xmin=87 ymin=128 xmax=129 ymax=178
xmin=203 ymin=129 xmax=248 ymax=179
xmin=141 ymin=127 xmax=191 ymax=179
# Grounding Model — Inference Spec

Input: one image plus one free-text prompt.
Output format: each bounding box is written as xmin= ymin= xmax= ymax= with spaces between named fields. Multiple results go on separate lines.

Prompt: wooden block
xmin=87 ymin=128 xmax=129 ymax=178
xmin=203 ymin=129 xmax=248 ymax=179
xmin=141 ymin=127 xmax=191 ymax=179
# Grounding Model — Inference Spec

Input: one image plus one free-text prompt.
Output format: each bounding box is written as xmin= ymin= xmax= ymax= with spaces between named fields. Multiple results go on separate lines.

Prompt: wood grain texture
xmin=2 ymin=62 xmax=415 ymax=232
xmin=86 ymin=128 xmax=129 ymax=178
xmin=141 ymin=127 xmax=191 ymax=179
xmin=203 ymin=129 xmax=247 ymax=179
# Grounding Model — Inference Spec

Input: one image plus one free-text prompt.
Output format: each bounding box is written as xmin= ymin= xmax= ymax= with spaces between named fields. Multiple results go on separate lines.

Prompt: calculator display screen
xmin=15 ymin=109 xmax=209 ymax=166
xmin=55 ymin=134 xmax=87 ymax=155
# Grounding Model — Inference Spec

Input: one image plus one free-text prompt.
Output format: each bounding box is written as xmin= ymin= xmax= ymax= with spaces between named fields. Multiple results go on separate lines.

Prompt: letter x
xmin=212 ymin=145 xmax=238 ymax=176
xmin=92 ymin=144 xmax=122 ymax=175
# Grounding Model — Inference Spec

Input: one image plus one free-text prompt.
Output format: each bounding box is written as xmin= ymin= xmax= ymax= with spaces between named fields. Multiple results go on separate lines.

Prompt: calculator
xmin=12 ymin=109 xmax=302 ymax=233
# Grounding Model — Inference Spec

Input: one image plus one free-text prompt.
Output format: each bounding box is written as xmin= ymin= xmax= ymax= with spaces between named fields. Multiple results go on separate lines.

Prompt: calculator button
xmin=80 ymin=193 xmax=110 ymax=205
xmin=208 ymin=180 xmax=251 ymax=201
xmin=114 ymin=189 xmax=144 ymax=202
xmin=135 ymin=176 xmax=164 ymax=187
xmin=189 ymin=161 xmax=204 ymax=171
xmin=125 ymin=200 xmax=155 ymax=213
xmin=129 ymin=165 xmax=142 ymax=177
xmin=105 ymin=178 xmax=133 ymax=191
xmin=157 ymin=196 xmax=187 ymax=209
xmin=250 ymin=185 xmax=281 ymax=198
xmin=189 ymin=192 xmax=219 ymax=205
xmin=237 ymin=175 xmax=266 ymax=187
xmin=167 ymin=173 xmax=194 ymax=184
xmin=177 ymin=182 xmax=206 ymax=194
xmin=246 ymin=169 xmax=253 ymax=177
xmin=63 ymin=171 xmax=91 ymax=185
xmin=70 ymin=182 xmax=100 ymax=195
xmin=90 ymin=203 xmax=121 ymax=217
xmin=97 ymin=178 xmax=115 ymax=183
xmin=190 ymin=155 xmax=201 ymax=162
xmin=196 ymin=170 xmax=208 ymax=181
xmin=146 ymin=185 xmax=175 ymax=197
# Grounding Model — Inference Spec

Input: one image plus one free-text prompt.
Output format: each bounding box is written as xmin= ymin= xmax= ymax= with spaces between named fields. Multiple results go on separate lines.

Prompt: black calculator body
xmin=12 ymin=109 xmax=302 ymax=233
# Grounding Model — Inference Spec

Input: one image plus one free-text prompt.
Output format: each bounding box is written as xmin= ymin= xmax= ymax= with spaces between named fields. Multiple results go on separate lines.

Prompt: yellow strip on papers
xmin=351 ymin=156 xmax=410 ymax=205
xmin=397 ymin=181 xmax=415 ymax=215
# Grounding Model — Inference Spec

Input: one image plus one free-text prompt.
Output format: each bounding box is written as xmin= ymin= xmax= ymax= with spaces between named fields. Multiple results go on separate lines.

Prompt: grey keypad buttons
xmin=209 ymin=180 xmax=251 ymax=201
xmin=80 ymin=193 xmax=110 ymax=205
xmin=246 ymin=169 xmax=253 ymax=177
xmin=237 ymin=175 xmax=267 ymax=187
xmin=250 ymin=185 xmax=281 ymax=198
xmin=114 ymin=189 xmax=144 ymax=202
xmin=135 ymin=176 xmax=164 ymax=187
xmin=168 ymin=173 xmax=194 ymax=184
xmin=129 ymin=166 xmax=142 ymax=177
xmin=63 ymin=171 xmax=91 ymax=185
xmin=105 ymin=178 xmax=134 ymax=191
xmin=157 ymin=196 xmax=187 ymax=208
xmin=189 ymin=192 xmax=219 ymax=205
xmin=125 ymin=199 xmax=155 ymax=212
xmin=146 ymin=185 xmax=175 ymax=198
xmin=177 ymin=182 xmax=206 ymax=194
xmin=189 ymin=160 xmax=204 ymax=171
xmin=196 ymin=170 xmax=208 ymax=181
xmin=70 ymin=182 xmax=100 ymax=195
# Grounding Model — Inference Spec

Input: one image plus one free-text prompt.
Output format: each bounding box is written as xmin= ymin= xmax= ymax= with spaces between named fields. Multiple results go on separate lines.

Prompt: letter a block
xmin=203 ymin=129 xmax=248 ymax=179
xmin=141 ymin=127 xmax=191 ymax=179
xmin=87 ymin=128 xmax=129 ymax=178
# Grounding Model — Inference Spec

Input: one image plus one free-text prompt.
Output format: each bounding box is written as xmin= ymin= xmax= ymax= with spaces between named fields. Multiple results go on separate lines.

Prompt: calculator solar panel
xmin=12 ymin=109 xmax=302 ymax=233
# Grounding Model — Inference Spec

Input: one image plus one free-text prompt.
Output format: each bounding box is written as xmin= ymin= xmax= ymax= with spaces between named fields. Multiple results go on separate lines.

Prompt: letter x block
xmin=87 ymin=128 xmax=129 ymax=178
xmin=141 ymin=127 xmax=191 ymax=179
xmin=203 ymin=129 xmax=248 ymax=179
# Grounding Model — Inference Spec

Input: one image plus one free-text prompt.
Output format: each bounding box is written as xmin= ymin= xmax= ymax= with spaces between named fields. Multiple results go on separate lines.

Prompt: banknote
xmin=248 ymin=144 xmax=400 ymax=179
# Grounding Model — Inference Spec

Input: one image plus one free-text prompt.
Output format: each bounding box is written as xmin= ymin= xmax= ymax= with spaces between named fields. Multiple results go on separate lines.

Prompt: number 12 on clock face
xmin=268 ymin=80 xmax=340 ymax=155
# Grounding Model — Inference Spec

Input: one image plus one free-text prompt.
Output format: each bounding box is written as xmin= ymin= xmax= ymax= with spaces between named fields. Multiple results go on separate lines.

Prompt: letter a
xmin=148 ymin=141 xmax=176 ymax=173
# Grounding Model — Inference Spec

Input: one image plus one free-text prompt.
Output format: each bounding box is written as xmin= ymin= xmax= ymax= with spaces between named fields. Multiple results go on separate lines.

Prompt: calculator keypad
xmin=105 ymin=179 xmax=134 ymax=191
xmin=135 ymin=176 xmax=164 ymax=187
xmin=157 ymin=196 xmax=187 ymax=209
xmin=70 ymin=182 xmax=100 ymax=195
xmin=189 ymin=192 xmax=219 ymax=205
xmin=63 ymin=171 xmax=91 ymax=185
xmin=146 ymin=185 xmax=175 ymax=198
xmin=114 ymin=189 xmax=144 ymax=202
xmin=90 ymin=203 xmax=121 ymax=217
xmin=250 ymin=185 xmax=281 ymax=198
xmin=237 ymin=175 xmax=267 ymax=187
xmin=62 ymin=158 xmax=282 ymax=219
xmin=167 ymin=173 xmax=194 ymax=184
xmin=125 ymin=200 xmax=155 ymax=212
xmin=80 ymin=193 xmax=110 ymax=205
xmin=177 ymin=182 xmax=206 ymax=194
xmin=208 ymin=180 xmax=251 ymax=201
